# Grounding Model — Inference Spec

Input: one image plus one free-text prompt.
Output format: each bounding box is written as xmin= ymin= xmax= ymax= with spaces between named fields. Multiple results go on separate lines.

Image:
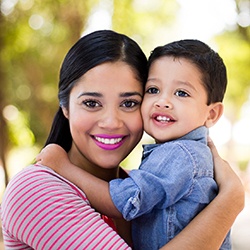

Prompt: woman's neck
xmin=67 ymin=147 xmax=120 ymax=182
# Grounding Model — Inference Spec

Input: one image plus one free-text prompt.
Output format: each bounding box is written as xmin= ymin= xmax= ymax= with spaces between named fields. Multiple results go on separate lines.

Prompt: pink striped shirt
xmin=1 ymin=165 xmax=131 ymax=250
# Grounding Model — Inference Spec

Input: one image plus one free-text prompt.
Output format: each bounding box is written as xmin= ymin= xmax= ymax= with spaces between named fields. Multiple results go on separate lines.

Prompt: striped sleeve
xmin=1 ymin=165 xmax=131 ymax=250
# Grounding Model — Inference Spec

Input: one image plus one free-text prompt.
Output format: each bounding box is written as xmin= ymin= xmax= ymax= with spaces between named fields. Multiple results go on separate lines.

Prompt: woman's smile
xmin=92 ymin=134 xmax=127 ymax=150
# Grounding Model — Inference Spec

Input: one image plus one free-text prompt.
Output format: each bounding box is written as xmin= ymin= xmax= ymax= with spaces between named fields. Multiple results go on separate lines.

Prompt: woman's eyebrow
xmin=120 ymin=92 xmax=143 ymax=98
xmin=77 ymin=92 xmax=102 ymax=98
xmin=77 ymin=91 xmax=143 ymax=99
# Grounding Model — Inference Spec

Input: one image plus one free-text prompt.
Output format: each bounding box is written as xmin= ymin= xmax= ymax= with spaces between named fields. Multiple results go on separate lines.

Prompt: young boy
xmin=37 ymin=39 xmax=230 ymax=249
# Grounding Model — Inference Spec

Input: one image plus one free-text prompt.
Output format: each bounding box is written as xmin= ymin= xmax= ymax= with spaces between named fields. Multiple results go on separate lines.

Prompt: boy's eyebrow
xmin=146 ymin=77 xmax=157 ymax=82
xmin=77 ymin=91 xmax=143 ymax=98
xmin=178 ymin=80 xmax=197 ymax=92
xmin=147 ymin=78 xmax=197 ymax=91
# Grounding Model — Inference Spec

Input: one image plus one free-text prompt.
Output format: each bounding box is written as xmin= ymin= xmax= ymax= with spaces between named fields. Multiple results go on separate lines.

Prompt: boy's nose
xmin=154 ymin=98 xmax=173 ymax=109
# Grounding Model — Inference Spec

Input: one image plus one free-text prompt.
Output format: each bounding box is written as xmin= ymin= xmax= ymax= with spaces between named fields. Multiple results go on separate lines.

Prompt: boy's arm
xmin=36 ymin=144 xmax=123 ymax=218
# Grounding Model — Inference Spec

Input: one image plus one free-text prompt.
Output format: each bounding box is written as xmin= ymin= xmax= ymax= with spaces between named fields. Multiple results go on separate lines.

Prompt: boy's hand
xmin=36 ymin=144 xmax=69 ymax=172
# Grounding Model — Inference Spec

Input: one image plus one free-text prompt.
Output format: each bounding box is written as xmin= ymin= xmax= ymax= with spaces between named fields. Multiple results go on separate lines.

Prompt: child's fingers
xmin=35 ymin=147 xmax=47 ymax=162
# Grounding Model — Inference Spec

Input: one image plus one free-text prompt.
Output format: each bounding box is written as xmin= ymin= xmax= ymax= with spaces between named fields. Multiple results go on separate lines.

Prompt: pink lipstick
xmin=92 ymin=134 xmax=126 ymax=150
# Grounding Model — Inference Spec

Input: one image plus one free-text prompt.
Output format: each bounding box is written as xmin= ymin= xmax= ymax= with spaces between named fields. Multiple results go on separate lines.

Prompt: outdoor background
xmin=0 ymin=0 xmax=250 ymax=249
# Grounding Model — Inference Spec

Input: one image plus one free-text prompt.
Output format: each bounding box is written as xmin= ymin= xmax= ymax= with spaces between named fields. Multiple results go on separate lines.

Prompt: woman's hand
xmin=208 ymin=136 xmax=244 ymax=203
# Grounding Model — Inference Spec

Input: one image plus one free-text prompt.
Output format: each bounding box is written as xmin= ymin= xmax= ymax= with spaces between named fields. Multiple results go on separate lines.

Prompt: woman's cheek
xmin=130 ymin=110 xmax=144 ymax=139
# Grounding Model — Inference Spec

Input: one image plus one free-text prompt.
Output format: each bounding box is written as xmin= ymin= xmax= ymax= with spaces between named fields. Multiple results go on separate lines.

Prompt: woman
xmin=1 ymin=30 xmax=244 ymax=249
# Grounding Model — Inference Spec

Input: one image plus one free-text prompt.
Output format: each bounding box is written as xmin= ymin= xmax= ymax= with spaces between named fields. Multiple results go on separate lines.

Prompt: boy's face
xmin=141 ymin=56 xmax=213 ymax=143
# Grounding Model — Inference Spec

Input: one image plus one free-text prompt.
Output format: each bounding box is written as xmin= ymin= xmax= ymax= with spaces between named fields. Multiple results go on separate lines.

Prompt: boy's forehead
xmin=147 ymin=57 xmax=207 ymax=91
xmin=148 ymin=56 xmax=203 ymax=78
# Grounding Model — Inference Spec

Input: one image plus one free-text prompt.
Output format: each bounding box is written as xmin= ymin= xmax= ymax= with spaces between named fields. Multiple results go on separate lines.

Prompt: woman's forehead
xmin=73 ymin=62 xmax=143 ymax=92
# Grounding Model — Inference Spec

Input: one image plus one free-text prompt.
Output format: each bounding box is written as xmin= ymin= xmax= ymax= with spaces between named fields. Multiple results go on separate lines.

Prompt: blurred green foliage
xmin=216 ymin=31 xmax=250 ymax=119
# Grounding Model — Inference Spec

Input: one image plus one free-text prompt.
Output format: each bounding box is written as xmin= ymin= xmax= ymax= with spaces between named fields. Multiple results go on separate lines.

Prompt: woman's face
xmin=63 ymin=61 xmax=144 ymax=173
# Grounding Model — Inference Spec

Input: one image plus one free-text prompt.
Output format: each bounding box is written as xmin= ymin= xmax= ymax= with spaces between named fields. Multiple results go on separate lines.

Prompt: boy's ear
xmin=205 ymin=102 xmax=224 ymax=128
xmin=62 ymin=106 xmax=69 ymax=119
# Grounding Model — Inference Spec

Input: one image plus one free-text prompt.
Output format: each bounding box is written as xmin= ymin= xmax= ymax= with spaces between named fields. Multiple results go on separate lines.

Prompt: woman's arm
xmin=36 ymin=144 xmax=122 ymax=218
xmin=160 ymin=138 xmax=245 ymax=250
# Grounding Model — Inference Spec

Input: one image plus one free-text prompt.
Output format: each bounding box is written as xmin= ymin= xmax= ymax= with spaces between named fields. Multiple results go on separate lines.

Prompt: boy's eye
xmin=83 ymin=100 xmax=101 ymax=108
xmin=175 ymin=90 xmax=189 ymax=97
xmin=146 ymin=87 xmax=159 ymax=94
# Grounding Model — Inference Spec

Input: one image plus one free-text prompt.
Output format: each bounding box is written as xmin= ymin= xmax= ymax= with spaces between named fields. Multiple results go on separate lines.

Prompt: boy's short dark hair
xmin=148 ymin=39 xmax=227 ymax=105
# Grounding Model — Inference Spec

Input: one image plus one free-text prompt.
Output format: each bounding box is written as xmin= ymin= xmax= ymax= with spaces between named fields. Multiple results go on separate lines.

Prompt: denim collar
xmin=142 ymin=126 xmax=208 ymax=159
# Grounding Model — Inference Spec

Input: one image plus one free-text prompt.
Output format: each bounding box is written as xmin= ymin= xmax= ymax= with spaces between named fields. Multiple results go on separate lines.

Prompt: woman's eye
xmin=175 ymin=90 xmax=189 ymax=97
xmin=121 ymin=100 xmax=140 ymax=109
xmin=146 ymin=87 xmax=159 ymax=94
xmin=83 ymin=100 xmax=101 ymax=108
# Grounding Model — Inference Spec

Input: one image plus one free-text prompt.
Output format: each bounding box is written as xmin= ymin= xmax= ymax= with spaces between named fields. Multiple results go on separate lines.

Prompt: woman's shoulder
xmin=6 ymin=164 xmax=75 ymax=188
xmin=1 ymin=165 xmax=130 ymax=250
xmin=2 ymin=164 xmax=89 ymax=208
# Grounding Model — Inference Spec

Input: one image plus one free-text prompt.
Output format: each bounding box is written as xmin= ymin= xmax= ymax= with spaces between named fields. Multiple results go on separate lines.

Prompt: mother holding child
xmin=1 ymin=30 xmax=244 ymax=249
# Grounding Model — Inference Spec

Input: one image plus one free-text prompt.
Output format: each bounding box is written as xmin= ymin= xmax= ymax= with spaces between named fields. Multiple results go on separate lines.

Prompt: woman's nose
xmin=98 ymin=110 xmax=123 ymax=130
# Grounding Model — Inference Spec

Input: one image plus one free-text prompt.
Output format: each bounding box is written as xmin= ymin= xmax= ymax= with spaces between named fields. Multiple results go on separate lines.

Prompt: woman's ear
xmin=205 ymin=102 xmax=224 ymax=128
xmin=62 ymin=106 xmax=69 ymax=119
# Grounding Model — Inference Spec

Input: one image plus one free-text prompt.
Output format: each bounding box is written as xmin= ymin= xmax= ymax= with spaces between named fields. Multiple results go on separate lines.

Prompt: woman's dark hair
xmin=148 ymin=39 xmax=227 ymax=105
xmin=45 ymin=30 xmax=148 ymax=151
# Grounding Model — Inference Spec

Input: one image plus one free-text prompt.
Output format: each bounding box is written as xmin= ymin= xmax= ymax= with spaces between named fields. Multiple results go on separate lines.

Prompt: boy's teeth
xmin=95 ymin=136 xmax=122 ymax=145
xmin=156 ymin=116 xmax=170 ymax=121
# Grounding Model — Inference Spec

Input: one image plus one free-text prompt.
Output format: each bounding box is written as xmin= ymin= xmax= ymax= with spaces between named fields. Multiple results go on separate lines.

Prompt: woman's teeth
xmin=94 ymin=136 xmax=123 ymax=145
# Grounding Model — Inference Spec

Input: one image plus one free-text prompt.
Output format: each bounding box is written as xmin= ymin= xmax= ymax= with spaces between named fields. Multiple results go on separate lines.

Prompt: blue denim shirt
xmin=110 ymin=126 xmax=231 ymax=249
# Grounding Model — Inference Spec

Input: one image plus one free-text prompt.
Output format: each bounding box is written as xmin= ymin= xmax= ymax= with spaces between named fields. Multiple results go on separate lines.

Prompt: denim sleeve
xmin=109 ymin=143 xmax=195 ymax=220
